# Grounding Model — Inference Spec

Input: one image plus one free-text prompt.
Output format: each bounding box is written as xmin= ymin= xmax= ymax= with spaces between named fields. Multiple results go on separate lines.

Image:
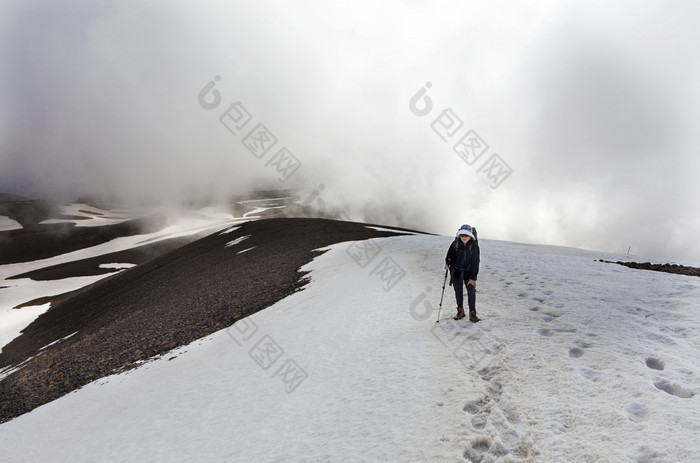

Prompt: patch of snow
xmin=0 ymin=303 xmax=51 ymax=354
xmin=365 ymin=225 xmax=417 ymax=235
xmin=0 ymin=215 xmax=22 ymax=232
xmin=39 ymin=331 xmax=78 ymax=351
xmin=225 ymin=235 xmax=251 ymax=248
xmin=98 ymin=263 xmax=136 ymax=270
xmin=220 ymin=226 xmax=241 ymax=235
xmin=40 ymin=203 xmax=132 ymax=227
xmin=236 ymin=247 xmax=255 ymax=255
xmin=0 ymin=353 xmax=40 ymax=381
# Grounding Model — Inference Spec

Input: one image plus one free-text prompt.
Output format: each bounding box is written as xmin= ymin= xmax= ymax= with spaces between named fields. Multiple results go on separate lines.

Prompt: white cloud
xmin=1 ymin=0 xmax=698 ymax=261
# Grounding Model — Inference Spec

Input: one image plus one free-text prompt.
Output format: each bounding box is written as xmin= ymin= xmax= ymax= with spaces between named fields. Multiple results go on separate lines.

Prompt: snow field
xmin=0 ymin=233 xmax=699 ymax=462
xmin=473 ymin=240 xmax=700 ymax=462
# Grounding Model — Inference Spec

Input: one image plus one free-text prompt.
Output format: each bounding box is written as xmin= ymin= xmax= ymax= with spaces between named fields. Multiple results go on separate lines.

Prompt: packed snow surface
xmin=1 ymin=234 xmax=699 ymax=462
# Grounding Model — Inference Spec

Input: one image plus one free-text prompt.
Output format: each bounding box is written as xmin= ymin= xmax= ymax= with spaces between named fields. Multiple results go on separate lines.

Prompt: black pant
xmin=452 ymin=269 xmax=476 ymax=312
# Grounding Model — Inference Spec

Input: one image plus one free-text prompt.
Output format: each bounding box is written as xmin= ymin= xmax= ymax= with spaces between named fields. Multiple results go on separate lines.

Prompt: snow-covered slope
xmin=0 ymin=233 xmax=699 ymax=462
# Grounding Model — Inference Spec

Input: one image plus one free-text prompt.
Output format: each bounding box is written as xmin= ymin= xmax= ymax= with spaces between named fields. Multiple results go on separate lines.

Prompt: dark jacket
xmin=445 ymin=238 xmax=480 ymax=281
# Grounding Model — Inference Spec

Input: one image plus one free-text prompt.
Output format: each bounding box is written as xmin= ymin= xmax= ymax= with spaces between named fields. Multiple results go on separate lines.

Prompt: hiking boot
xmin=469 ymin=310 xmax=481 ymax=323
xmin=454 ymin=307 xmax=466 ymax=320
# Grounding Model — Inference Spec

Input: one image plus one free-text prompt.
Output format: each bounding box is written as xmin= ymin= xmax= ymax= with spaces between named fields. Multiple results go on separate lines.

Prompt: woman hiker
xmin=444 ymin=225 xmax=480 ymax=322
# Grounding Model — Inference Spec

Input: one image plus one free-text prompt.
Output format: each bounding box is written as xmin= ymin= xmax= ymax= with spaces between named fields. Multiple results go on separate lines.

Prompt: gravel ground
xmin=0 ymin=218 xmax=409 ymax=423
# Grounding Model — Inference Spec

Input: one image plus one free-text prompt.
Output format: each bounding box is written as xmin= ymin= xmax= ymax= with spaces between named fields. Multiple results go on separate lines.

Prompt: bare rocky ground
xmin=600 ymin=259 xmax=700 ymax=278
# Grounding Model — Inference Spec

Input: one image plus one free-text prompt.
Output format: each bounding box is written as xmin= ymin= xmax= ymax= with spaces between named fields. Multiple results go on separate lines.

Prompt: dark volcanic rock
xmin=0 ymin=218 xmax=412 ymax=422
xmin=599 ymin=260 xmax=700 ymax=277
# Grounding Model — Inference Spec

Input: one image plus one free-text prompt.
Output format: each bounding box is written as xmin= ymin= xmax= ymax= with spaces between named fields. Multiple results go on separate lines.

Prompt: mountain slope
xmin=0 ymin=218 xmax=408 ymax=422
xmin=0 ymin=233 xmax=698 ymax=462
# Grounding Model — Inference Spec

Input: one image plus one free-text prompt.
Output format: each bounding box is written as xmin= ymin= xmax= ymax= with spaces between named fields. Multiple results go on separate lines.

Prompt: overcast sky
xmin=1 ymin=0 xmax=699 ymax=262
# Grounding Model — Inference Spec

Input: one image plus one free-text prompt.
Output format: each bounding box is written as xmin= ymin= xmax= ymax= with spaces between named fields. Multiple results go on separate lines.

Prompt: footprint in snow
xmin=463 ymin=397 xmax=489 ymax=415
xmin=471 ymin=437 xmax=491 ymax=453
xmin=626 ymin=446 xmax=664 ymax=463
xmin=626 ymin=402 xmax=649 ymax=422
xmin=463 ymin=437 xmax=512 ymax=462
xmin=645 ymin=357 xmax=665 ymax=371
xmin=462 ymin=437 xmax=491 ymax=462
xmin=653 ymin=379 xmax=696 ymax=398
xmin=578 ymin=366 xmax=600 ymax=381
xmin=569 ymin=340 xmax=593 ymax=358
xmin=463 ymin=396 xmax=495 ymax=431
xmin=540 ymin=312 xmax=560 ymax=322
xmin=470 ymin=409 xmax=490 ymax=430
xmin=536 ymin=328 xmax=552 ymax=337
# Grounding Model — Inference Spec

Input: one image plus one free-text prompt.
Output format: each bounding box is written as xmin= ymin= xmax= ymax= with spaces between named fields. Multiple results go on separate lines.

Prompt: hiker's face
xmin=460 ymin=235 xmax=470 ymax=243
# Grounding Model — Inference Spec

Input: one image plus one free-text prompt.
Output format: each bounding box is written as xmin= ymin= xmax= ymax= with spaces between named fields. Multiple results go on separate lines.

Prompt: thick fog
xmin=1 ymin=0 xmax=699 ymax=261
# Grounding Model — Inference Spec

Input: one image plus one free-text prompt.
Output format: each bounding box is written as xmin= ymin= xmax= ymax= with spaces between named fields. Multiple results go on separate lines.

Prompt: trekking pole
xmin=436 ymin=268 xmax=449 ymax=323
